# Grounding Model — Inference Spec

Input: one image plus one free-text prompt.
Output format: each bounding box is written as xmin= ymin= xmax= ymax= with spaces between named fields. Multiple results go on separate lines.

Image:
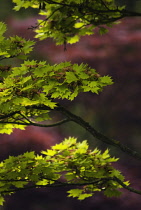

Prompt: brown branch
xmin=1 ymin=104 xmax=141 ymax=161
xmin=0 ymin=111 xmax=20 ymax=120
xmin=114 ymin=177 xmax=141 ymax=195
xmin=55 ymin=105 xmax=141 ymax=161
xmin=0 ymin=118 xmax=70 ymax=128
xmin=2 ymin=176 xmax=141 ymax=196
xmin=0 ymin=178 xmax=112 ymax=195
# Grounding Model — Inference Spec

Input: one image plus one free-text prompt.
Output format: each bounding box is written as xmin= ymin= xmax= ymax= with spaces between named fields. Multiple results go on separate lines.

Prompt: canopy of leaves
xmin=0 ymin=22 xmax=113 ymax=134
xmin=12 ymin=0 xmax=125 ymax=44
xmin=0 ymin=137 xmax=129 ymax=205
xmin=0 ymin=0 xmax=137 ymax=206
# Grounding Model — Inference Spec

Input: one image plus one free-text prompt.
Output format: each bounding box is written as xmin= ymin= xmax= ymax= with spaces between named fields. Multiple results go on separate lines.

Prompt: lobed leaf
xmin=12 ymin=0 xmax=125 ymax=45
xmin=0 ymin=137 xmax=128 ymax=205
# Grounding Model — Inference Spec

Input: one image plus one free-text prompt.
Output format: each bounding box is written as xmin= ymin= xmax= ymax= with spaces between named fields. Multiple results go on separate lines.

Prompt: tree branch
xmin=0 ymin=178 xmax=117 ymax=194
xmin=114 ymin=177 xmax=141 ymax=195
xmin=1 ymin=104 xmax=141 ymax=161
xmin=0 ymin=118 xmax=70 ymax=128
xmin=44 ymin=0 xmax=141 ymax=18
xmin=1 ymin=176 xmax=141 ymax=196
xmin=0 ymin=111 xmax=20 ymax=120
xmin=55 ymin=105 xmax=141 ymax=160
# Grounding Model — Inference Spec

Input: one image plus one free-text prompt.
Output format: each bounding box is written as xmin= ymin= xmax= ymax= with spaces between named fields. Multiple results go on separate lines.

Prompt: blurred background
xmin=1 ymin=0 xmax=141 ymax=209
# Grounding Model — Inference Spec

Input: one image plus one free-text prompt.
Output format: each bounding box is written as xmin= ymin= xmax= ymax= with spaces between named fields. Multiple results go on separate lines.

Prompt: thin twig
xmin=0 ymin=118 xmax=70 ymax=128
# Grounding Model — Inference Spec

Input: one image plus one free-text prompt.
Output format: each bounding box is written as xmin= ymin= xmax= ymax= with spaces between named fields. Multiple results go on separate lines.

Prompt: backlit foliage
xmin=0 ymin=137 xmax=129 ymax=205
xmin=13 ymin=0 xmax=125 ymax=44
xmin=0 ymin=0 xmax=138 ymax=205
xmin=0 ymin=21 xmax=113 ymax=134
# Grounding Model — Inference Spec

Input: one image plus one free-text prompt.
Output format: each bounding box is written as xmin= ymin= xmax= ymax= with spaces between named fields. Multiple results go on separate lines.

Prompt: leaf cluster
xmin=0 ymin=22 xmax=34 ymax=60
xmin=0 ymin=137 xmax=128 ymax=205
xmin=12 ymin=0 xmax=125 ymax=44
xmin=0 ymin=22 xmax=113 ymax=134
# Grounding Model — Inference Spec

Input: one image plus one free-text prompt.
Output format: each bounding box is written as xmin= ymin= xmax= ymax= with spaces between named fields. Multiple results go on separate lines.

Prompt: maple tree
xmin=0 ymin=0 xmax=141 ymax=206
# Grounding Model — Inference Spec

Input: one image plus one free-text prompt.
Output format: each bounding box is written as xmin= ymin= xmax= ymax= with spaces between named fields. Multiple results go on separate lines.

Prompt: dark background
xmin=0 ymin=0 xmax=141 ymax=209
